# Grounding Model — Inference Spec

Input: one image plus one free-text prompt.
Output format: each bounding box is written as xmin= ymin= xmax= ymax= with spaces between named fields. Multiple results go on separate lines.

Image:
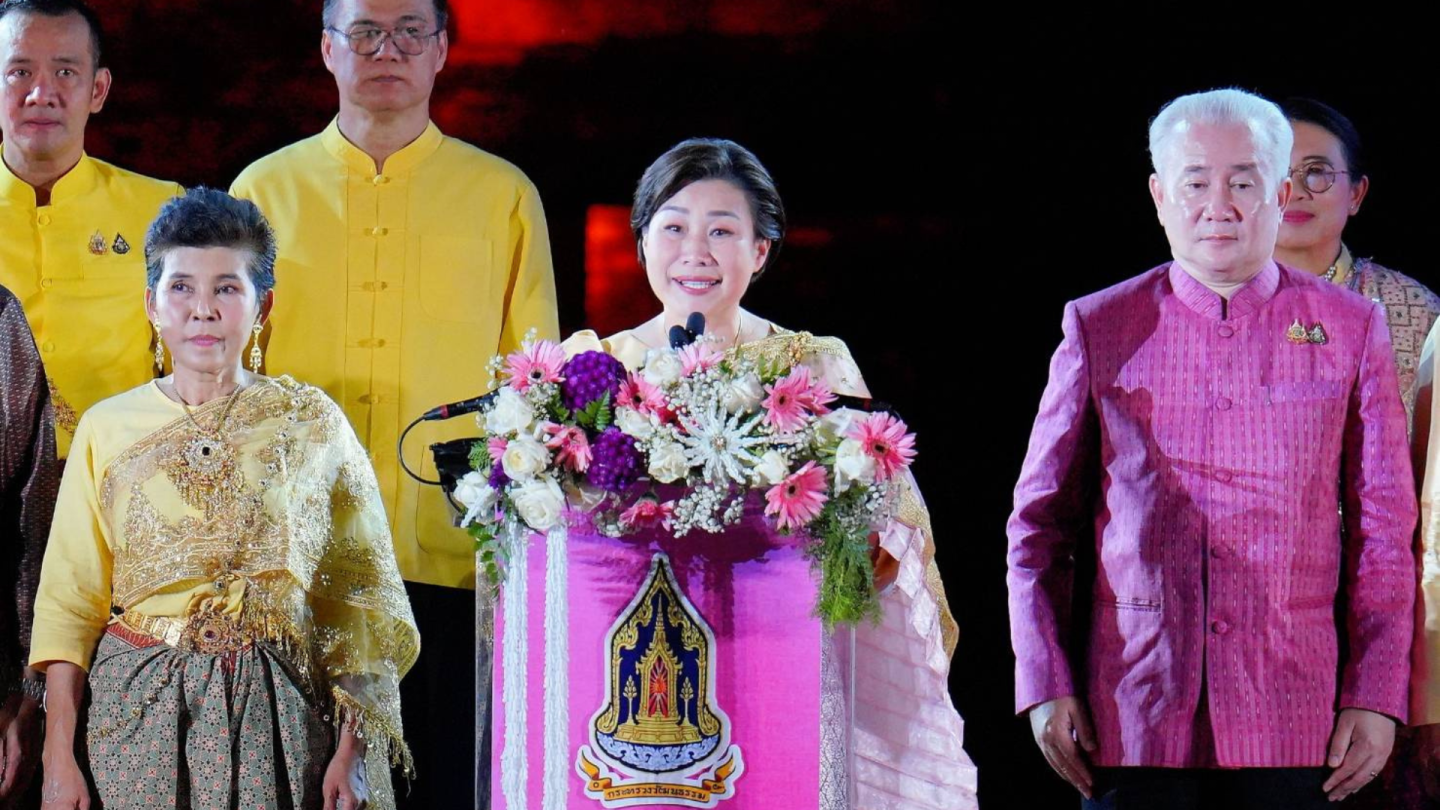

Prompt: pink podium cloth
xmin=493 ymin=503 xmax=825 ymax=809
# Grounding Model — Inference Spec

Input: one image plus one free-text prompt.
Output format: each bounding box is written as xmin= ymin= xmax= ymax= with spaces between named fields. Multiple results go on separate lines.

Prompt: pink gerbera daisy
xmin=544 ymin=424 xmax=593 ymax=473
xmin=798 ymin=376 xmax=836 ymax=416
xmin=764 ymin=461 xmax=830 ymax=532
xmin=505 ymin=339 xmax=567 ymax=392
xmin=487 ymin=436 xmax=509 ymax=461
xmin=850 ymin=412 xmax=916 ymax=481
xmin=617 ymin=373 xmax=666 ymax=415
xmin=619 ymin=497 xmax=675 ymax=530
xmin=679 ymin=341 xmax=723 ymax=377
xmin=762 ymin=368 xmax=818 ymax=434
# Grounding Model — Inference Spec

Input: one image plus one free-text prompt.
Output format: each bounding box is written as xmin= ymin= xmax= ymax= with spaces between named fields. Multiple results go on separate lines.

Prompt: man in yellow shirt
xmin=230 ymin=0 xmax=558 ymax=803
xmin=0 ymin=0 xmax=182 ymax=460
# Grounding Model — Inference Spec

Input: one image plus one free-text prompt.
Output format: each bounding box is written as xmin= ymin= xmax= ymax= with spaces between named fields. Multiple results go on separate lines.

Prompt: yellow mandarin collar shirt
xmin=231 ymin=118 xmax=559 ymax=589
xmin=0 ymin=148 xmax=182 ymax=457
xmin=321 ymin=115 xmax=444 ymax=175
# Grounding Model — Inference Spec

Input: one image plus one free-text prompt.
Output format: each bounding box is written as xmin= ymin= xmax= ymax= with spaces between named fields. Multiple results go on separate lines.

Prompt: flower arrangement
xmin=455 ymin=331 xmax=917 ymax=625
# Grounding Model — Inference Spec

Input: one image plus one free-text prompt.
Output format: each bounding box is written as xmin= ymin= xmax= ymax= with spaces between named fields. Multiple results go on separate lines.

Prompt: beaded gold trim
xmin=46 ymin=376 xmax=78 ymax=436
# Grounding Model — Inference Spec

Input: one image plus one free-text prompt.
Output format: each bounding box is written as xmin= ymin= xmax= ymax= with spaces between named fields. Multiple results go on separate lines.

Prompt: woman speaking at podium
xmin=552 ymin=139 xmax=978 ymax=808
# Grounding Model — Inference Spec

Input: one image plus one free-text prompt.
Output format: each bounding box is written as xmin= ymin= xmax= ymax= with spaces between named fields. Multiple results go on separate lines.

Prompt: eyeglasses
xmin=326 ymin=25 xmax=441 ymax=56
xmin=1288 ymin=163 xmax=1354 ymax=195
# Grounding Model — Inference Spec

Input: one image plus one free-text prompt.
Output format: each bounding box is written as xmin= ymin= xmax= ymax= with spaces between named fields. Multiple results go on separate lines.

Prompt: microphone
xmin=668 ymin=312 xmax=707 ymax=349
xmin=686 ymin=311 xmax=706 ymax=340
xmin=668 ymin=324 xmax=690 ymax=349
xmin=420 ymin=390 xmax=499 ymax=421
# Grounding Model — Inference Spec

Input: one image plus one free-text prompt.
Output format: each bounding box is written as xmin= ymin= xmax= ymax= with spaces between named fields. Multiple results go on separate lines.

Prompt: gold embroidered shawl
xmin=71 ymin=377 xmax=417 ymax=776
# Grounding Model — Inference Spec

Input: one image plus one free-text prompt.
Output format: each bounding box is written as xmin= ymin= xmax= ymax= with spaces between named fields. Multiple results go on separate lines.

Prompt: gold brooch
xmin=183 ymin=610 xmax=252 ymax=654
xmin=1287 ymin=318 xmax=1328 ymax=345
xmin=160 ymin=387 xmax=246 ymax=515
xmin=88 ymin=230 xmax=108 ymax=256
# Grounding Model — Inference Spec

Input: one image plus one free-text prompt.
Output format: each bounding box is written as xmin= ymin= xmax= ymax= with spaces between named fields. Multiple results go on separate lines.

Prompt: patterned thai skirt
xmin=85 ymin=618 xmax=333 ymax=809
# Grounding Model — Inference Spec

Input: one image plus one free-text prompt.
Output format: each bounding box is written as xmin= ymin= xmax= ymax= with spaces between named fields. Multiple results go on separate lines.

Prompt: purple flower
xmin=586 ymin=427 xmax=643 ymax=492
xmin=489 ymin=461 xmax=510 ymax=490
xmin=561 ymin=351 xmax=627 ymax=412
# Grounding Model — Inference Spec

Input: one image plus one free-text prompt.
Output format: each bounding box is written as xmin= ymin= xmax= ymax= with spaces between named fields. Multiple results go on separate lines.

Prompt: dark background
xmin=69 ymin=3 xmax=1433 ymax=806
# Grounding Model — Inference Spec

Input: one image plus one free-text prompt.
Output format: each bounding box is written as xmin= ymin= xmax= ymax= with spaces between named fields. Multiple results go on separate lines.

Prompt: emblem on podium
xmin=576 ymin=553 xmax=744 ymax=807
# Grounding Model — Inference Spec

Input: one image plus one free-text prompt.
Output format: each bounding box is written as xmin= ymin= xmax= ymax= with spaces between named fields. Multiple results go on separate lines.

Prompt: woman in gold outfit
xmin=30 ymin=189 xmax=418 ymax=810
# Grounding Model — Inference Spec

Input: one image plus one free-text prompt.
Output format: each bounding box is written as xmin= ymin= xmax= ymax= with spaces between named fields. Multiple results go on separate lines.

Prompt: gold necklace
xmin=176 ymin=383 xmax=244 ymax=440
xmin=164 ymin=381 xmax=247 ymax=515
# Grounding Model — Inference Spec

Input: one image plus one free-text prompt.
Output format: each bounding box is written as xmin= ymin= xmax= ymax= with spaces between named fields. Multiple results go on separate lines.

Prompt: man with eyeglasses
xmin=231 ymin=0 xmax=558 ymax=806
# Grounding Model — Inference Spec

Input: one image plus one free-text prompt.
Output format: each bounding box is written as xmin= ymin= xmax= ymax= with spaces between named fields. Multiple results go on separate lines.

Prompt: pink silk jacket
xmin=1008 ymin=262 xmax=1417 ymax=767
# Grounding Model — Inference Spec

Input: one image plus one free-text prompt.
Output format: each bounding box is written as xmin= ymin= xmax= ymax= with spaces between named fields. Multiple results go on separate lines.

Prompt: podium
xmin=484 ymin=497 xmax=844 ymax=809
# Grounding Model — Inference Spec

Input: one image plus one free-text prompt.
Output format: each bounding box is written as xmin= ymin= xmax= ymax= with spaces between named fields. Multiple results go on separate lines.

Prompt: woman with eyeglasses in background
xmin=1283 ymin=99 xmax=1440 ymax=809
xmin=1275 ymin=98 xmax=1440 ymax=424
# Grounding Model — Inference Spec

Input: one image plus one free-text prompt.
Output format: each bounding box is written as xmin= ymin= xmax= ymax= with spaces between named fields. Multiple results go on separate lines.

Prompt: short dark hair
xmin=1282 ymin=97 xmax=1366 ymax=179
xmin=631 ymin=138 xmax=786 ymax=277
xmin=0 ymin=0 xmax=105 ymax=69
xmin=145 ymin=188 xmax=277 ymax=301
xmin=322 ymin=0 xmax=449 ymax=30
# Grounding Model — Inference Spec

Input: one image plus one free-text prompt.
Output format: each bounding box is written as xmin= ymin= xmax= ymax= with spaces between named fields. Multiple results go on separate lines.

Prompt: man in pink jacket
xmin=1008 ymin=88 xmax=1417 ymax=809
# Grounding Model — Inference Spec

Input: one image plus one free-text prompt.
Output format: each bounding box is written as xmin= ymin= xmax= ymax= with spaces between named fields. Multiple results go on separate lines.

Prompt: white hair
xmin=1148 ymin=88 xmax=1293 ymax=188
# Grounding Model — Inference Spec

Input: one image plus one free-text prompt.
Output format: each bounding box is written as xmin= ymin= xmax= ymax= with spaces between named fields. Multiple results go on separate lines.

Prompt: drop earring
xmin=153 ymin=320 xmax=165 ymax=372
xmin=249 ymin=320 xmax=264 ymax=372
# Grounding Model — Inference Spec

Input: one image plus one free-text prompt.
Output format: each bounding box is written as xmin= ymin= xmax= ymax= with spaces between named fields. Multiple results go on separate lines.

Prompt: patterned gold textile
xmin=30 ymin=376 xmax=419 ymax=805
xmin=1333 ymin=246 xmax=1440 ymax=426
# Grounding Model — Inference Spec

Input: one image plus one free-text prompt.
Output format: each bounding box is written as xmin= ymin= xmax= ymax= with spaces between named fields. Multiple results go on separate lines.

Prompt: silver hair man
xmin=1149 ymin=88 xmax=1294 ymax=190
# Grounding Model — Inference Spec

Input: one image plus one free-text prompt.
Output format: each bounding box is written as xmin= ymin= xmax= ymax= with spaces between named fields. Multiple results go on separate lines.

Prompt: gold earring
xmin=153 ymin=320 xmax=165 ymax=372
xmin=249 ymin=320 xmax=264 ymax=372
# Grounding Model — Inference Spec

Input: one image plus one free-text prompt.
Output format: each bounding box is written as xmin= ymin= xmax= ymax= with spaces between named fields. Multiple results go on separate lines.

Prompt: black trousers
xmin=1082 ymin=767 xmax=1332 ymax=810
xmin=393 ymin=580 xmax=478 ymax=810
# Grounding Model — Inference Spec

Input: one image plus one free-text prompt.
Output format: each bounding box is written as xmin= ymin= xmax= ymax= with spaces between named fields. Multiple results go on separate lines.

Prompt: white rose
xmin=453 ymin=472 xmax=499 ymax=526
xmin=642 ymin=348 xmax=684 ymax=387
xmin=615 ymin=406 xmax=655 ymax=440
xmin=723 ymin=372 xmax=765 ymax=414
xmin=512 ymin=476 xmax=566 ymax=531
xmin=751 ymin=449 xmax=790 ymax=487
xmin=501 ymin=434 xmax=551 ymax=481
xmin=833 ymin=438 xmax=877 ymax=493
xmin=485 ymin=387 xmax=536 ymax=436
xmin=816 ymin=407 xmax=864 ymax=444
xmin=647 ymin=439 xmax=690 ymax=483
xmin=454 ymin=471 xmax=496 ymax=510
